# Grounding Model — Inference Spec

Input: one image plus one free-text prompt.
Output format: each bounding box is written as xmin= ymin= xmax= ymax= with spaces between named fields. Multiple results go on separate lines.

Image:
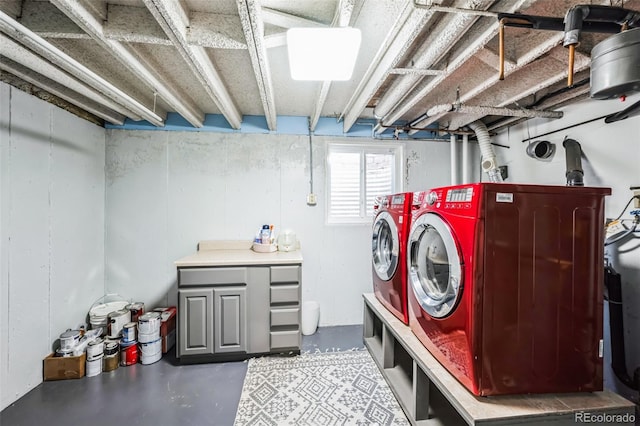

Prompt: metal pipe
xmin=562 ymin=138 xmax=584 ymax=186
xmin=499 ymin=19 xmax=505 ymax=80
xmin=413 ymin=3 xmax=498 ymax=18
xmin=462 ymin=133 xmax=469 ymax=184
xmin=567 ymin=44 xmax=575 ymax=86
xmin=604 ymin=266 xmax=640 ymax=390
xmin=450 ymin=134 xmax=458 ymax=185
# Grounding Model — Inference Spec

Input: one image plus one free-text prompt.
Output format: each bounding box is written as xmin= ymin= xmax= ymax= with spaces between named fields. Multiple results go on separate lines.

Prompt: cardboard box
xmin=154 ymin=306 xmax=176 ymax=353
xmin=43 ymin=352 xmax=86 ymax=381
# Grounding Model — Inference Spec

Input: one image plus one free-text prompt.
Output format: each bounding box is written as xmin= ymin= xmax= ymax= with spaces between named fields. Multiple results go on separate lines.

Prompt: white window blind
xmin=327 ymin=143 xmax=402 ymax=224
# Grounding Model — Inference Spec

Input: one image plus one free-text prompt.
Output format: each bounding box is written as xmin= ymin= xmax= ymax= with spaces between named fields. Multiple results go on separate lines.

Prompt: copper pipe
xmin=567 ymin=44 xmax=575 ymax=86
xmin=499 ymin=19 xmax=505 ymax=80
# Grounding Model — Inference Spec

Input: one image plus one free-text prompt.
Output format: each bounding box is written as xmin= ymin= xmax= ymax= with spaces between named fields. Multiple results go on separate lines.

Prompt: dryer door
xmin=408 ymin=213 xmax=463 ymax=318
xmin=372 ymin=211 xmax=399 ymax=281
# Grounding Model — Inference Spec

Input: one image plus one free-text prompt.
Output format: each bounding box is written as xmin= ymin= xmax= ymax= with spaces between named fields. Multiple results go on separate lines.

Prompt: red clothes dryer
xmin=372 ymin=192 xmax=420 ymax=324
xmin=407 ymin=183 xmax=610 ymax=396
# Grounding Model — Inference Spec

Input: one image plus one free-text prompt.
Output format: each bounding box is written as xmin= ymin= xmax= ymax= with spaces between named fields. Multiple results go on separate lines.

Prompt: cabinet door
xmin=213 ymin=286 xmax=247 ymax=353
xmin=178 ymin=288 xmax=214 ymax=357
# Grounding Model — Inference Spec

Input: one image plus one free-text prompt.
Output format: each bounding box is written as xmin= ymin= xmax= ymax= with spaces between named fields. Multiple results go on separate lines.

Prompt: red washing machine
xmin=407 ymin=183 xmax=610 ymax=396
xmin=372 ymin=192 xmax=421 ymax=324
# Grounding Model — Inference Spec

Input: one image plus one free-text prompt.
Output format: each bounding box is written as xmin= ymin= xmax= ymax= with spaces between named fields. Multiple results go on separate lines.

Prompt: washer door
xmin=408 ymin=213 xmax=463 ymax=318
xmin=372 ymin=211 xmax=399 ymax=281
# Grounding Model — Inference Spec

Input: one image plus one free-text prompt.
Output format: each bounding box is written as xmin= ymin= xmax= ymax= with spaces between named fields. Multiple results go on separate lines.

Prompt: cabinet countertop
xmin=175 ymin=241 xmax=303 ymax=267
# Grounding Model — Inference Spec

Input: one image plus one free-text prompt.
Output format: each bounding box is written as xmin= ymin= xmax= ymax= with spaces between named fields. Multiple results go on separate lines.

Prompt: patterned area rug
xmin=233 ymin=350 xmax=409 ymax=426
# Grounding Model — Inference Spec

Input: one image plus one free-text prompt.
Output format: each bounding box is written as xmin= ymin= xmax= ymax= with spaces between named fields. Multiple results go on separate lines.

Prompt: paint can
xmin=103 ymin=340 xmax=120 ymax=372
xmin=55 ymin=347 xmax=75 ymax=357
xmin=89 ymin=299 xmax=129 ymax=335
xmin=86 ymin=338 xmax=104 ymax=361
xmin=86 ymin=355 xmax=103 ymax=377
xmin=108 ymin=309 xmax=131 ymax=338
xmin=126 ymin=302 xmax=145 ymax=323
xmin=59 ymin=330 xmax=81 ymax=350
xmin=139 ymin=339 xmax=162 ymax=365
xmin=120 ymin=341 xmax=138 ymax=366
xmin=121 ymin=322 xmax=137 ymax=344
xmin=138 ymin=312 xmax=161 ymax=335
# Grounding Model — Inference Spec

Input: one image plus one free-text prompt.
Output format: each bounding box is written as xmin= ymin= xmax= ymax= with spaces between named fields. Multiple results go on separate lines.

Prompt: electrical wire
xmin=613 ymin=196 xmax=637 ymax=221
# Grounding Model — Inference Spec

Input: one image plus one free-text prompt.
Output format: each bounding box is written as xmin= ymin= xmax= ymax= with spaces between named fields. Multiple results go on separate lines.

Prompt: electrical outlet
xmin=306 ymin=193 xmax=317 ymax=206
xmin=632 ymin=186 xmax=640 ymax=209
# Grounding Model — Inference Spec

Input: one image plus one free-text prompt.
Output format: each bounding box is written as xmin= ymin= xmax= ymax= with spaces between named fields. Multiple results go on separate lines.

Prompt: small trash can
xmin=301 ymin=301 xmax=320 ymax=335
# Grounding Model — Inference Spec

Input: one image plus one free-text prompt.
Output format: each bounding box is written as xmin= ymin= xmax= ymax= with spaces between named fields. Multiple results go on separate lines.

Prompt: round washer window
xmin=408 ymin=213 xmax=463 ymax=318
xmin=372 ymin=211 xmax=399 ymax=281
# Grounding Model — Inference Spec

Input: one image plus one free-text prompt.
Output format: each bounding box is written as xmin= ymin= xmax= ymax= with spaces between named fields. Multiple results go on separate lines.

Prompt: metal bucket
xmin=591 ymin=27 xmax=640 ymax=99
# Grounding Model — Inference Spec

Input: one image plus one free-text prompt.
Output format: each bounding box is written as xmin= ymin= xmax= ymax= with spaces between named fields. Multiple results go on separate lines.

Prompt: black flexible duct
xmin=563 ymin=5 xmax=640 ymax=47
xmin=562 ymin=138 xmax=584 ymax=186
xmin=604 ymin=266 xmax=640 ymax=391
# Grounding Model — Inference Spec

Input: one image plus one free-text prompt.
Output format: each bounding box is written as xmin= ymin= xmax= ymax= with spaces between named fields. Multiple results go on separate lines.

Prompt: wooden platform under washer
xmin=363 ymin=293 xmax=636 ymax=426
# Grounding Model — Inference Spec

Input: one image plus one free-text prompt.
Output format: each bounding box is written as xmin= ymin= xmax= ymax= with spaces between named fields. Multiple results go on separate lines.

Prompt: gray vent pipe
xmin=562 ymin=138 xmax=584 ymax=186
xmin=468 ymin=120 xmax=503 ymax=182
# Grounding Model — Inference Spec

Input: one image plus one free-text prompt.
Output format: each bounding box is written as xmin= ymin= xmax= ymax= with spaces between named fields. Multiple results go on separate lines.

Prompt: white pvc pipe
xmin=462 ymin=133 xmax=469 ymax=183
xmin=450 ymin=134 xmax=458 ymax=185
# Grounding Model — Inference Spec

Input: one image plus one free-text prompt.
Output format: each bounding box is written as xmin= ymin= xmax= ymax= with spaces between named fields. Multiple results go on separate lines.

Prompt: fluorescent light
xmin=287 ymin=27 xmax=361 ymax=81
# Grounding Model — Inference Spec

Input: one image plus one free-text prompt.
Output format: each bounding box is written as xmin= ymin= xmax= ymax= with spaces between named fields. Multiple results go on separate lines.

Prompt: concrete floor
xmin=0 ymin=325 xmax=364 ymax=426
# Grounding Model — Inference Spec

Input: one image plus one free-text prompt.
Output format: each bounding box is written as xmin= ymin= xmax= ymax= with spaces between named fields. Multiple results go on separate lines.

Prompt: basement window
xmin=326 ymin=143 xmax=403 ymax=224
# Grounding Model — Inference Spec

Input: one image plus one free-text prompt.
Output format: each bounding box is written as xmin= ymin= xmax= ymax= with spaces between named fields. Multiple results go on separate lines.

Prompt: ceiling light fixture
xmin=286 ymin=27 xmax=361 ymax=81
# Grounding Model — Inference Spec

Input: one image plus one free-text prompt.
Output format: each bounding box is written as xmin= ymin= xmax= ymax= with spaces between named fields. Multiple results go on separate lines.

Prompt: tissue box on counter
xmin=43 ymin=352 xmax=86 ymax=381
xmin=153 ymin=306 xmax=176 ymax=353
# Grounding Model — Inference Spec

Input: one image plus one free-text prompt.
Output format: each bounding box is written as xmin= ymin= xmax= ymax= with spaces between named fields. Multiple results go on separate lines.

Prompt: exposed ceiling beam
xmin=0 ymin=34 xmax=134 ymax=122
xmin=446 ymin=105 xmax=563 ymax=130
xmin=0 ymin=10 xmax=164 ymax=126
xmin=187 ymin=12 xmax=247 ymax=49
xmin=494 ymin=51 xmax=590 ymax=108
xmin=379 ymin=0 xmax=532 ymax=134
xmin=50 ymin=0 xmax=203 ymax=127
xmin=19 ymin=0 xmax=89 ymax=39
xmin=389 ymin=68 xmax=443 ymax=76
xmin=339 ymin=0 xmax=436 ymax=132
xmin=261 ymin=7 xmax=326 ymax=28
xmin=309 ymin=0 xmax=356 ymax=131
xmin=143 ymin=0 xmax=243 ymax=129
xmin=237 ymin=0 xmax=277 ymax=131
xmin=374 ymin=0 xmax=495 ymax=120
xmin=104 ymin=4 xmax=171 ymax=46
xmin=0 ymin=59 xmax=125 ymax=125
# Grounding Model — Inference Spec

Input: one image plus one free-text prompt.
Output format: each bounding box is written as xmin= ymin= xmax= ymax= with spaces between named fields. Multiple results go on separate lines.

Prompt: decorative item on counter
xmin=277 ymin=229 xmax=299 ymax=252
xmin=252 ymin=224 xmax=278 ymax=252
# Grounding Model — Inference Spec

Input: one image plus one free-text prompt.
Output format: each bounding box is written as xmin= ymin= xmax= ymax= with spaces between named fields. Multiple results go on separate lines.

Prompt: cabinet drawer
xmin=179 ymin=267 xmax=247 ymax=286
xmin=270 ymin=330 xmax=300 ymax=350
xmin=270 ymin=308 xmax=300 ymax=327
xmin=270 ymin=284 xmax=300 ymax=304
xmin=270 ymin=266 xmax=300 ymax=284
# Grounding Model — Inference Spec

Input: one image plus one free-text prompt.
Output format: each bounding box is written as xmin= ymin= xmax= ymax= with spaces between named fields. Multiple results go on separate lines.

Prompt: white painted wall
xmin=0 ymin=83 xmax=105 ymax=410
xmin=104 ymin=130 xmax=471 ymax=326
xmin=490 ymin=93 xmax=640 ymax=402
